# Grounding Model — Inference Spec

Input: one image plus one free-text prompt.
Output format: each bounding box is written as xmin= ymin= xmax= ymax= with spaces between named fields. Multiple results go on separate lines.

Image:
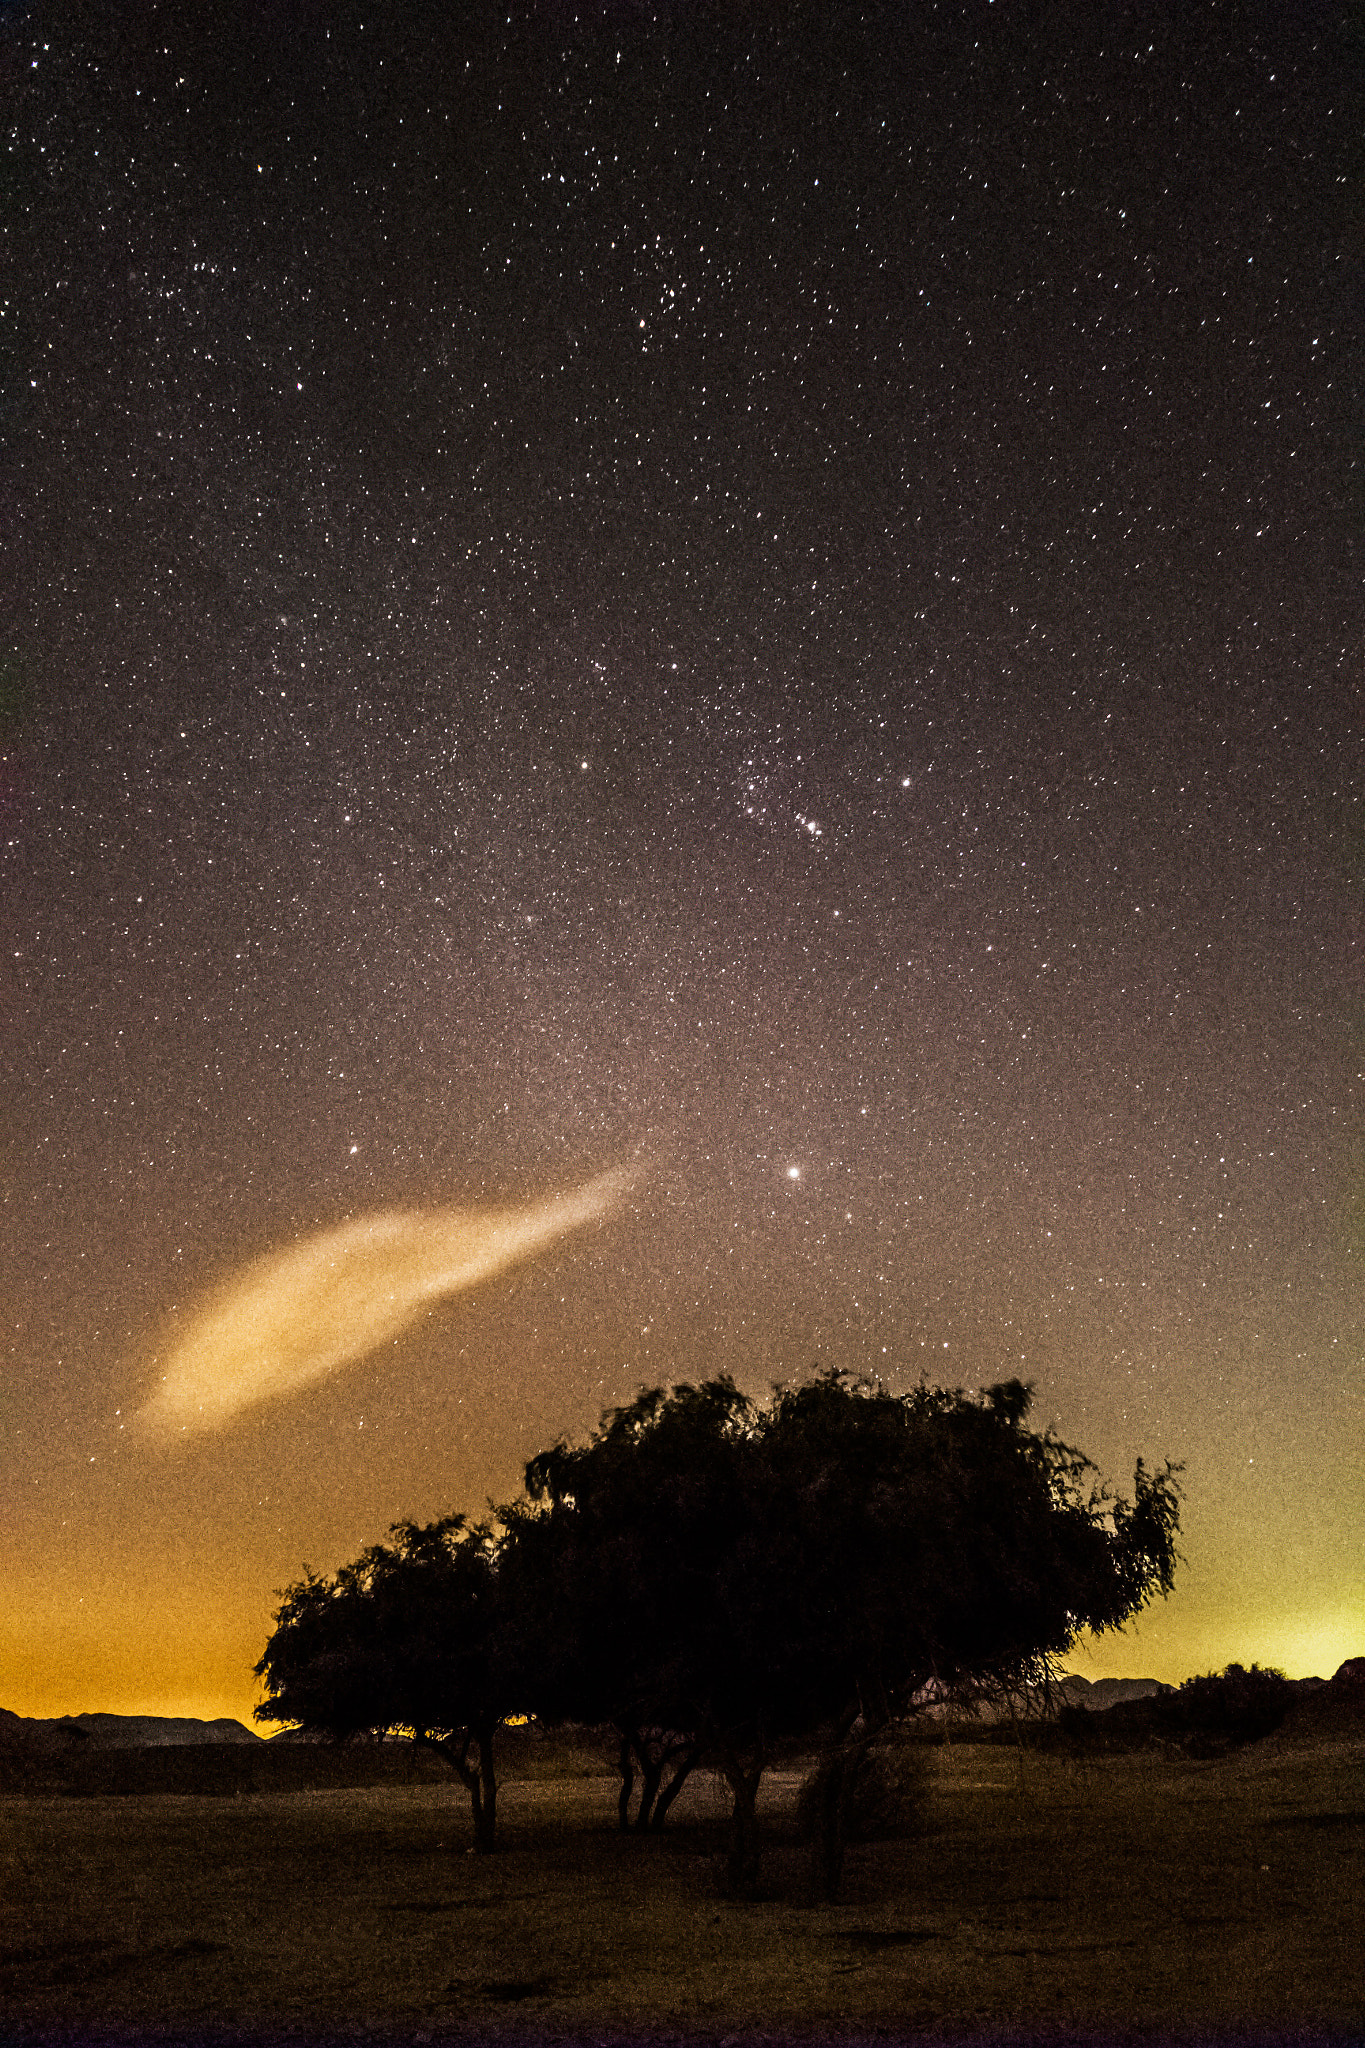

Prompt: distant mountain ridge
xmin=907 ymin=1672 xmax=1173 ymax=1723
xmin=3 ymin=1664 xmax=1359 ymax=1748
xmin=1056 ymin=1675 xmax=1171 ymax=1710
xmin=0 ymin=1707 xmax=262 ymax=1748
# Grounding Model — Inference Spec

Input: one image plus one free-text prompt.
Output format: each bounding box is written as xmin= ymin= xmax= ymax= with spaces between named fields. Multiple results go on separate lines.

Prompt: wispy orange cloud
xmin=136 ymin=1165 xmax=636 ymax=1439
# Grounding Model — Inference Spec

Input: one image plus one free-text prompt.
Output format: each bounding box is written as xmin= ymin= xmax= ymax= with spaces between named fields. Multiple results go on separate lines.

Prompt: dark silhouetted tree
xmin=254 ymin=1371 xmax=1180 ymax=1894
xmin=748 ymin=1371 xmax=1181 ymax=1894
xmin=510 ymin=1378 xmax=757 ymax=1834
xmin=513 ymin=1370 xmax=1180 ymax=1894
xmin=254 ymin=1515 xmax=513 ymax=1851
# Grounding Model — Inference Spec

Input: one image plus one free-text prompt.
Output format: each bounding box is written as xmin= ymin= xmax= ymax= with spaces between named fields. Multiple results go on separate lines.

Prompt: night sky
xmin=3 ymin=0 xmax=1360 ymax=1724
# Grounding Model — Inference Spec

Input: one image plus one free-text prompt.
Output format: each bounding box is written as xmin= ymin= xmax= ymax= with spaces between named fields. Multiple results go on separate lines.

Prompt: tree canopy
xmin=511 ymin=1370 xmax=1179 ymax=1886
xmin=255 ymin=1370 xmax=1181 ymax=1883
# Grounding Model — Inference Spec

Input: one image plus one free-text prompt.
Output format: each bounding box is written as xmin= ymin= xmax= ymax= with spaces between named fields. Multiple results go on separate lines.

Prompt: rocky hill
xmin=0 ymin=1707 xmax=261 ymax=1749
xmin=1054 ymin=1675 xmax=1171 ymax=1710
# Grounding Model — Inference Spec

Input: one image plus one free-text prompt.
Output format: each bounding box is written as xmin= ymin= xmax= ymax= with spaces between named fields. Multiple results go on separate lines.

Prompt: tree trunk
xmin=474 ymin=1725 xmax=498 ymax=1853
xmin=423 ymin=1726 xmax=499 ymax=1854
xmin=617 ymin=1731 xmax=635 ymax=1831
xmin=814 ymin=1748 xmax=853 ymax=1902
xmin=813 ymin=1686 xmax=891 ymax=1902
xmin=622 ymin=1730 xmax=695 ymax=1832
xmin=633 ymin=1745 xmax=665 ymax=1831
xmin=649 ymin=1748 xmax=697 ymax=1830
xmin=723 ymin=1755 xmax=765 ymax=1895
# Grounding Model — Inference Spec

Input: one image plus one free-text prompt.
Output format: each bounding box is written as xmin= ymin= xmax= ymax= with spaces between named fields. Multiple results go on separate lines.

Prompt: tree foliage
xmin=255 ymin=1369 xmax=1181 ymax=1881
xmin=511 ymin=1369 xmax=1180 ymax=1890
xmin=1166 ymin=1662 xmax=1293 ymax=1752
xmin=255 ymin=1515 xmax=513 ymax=1850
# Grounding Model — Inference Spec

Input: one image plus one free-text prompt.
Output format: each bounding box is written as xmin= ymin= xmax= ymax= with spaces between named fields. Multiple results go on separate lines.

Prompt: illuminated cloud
xmin=137 ymin=1165 xmax=635 ymax=1439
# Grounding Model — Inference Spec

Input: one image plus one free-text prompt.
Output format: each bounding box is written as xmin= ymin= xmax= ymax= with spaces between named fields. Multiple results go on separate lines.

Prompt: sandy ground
xmin=2 ymin=1730 xmax=1361 ymax=2046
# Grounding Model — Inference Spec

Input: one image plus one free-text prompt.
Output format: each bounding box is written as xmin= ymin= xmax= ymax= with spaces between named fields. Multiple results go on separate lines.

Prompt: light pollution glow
xmin=136 ymin=1165 xmax=637 ymax=1439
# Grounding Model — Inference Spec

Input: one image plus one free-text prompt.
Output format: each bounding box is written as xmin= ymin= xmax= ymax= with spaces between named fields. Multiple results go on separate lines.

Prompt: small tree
xmin=1166 ymin=1662 xmax=1293 ymax=1752
xmin=255 ymin=1515 xmax=513 ymax=1851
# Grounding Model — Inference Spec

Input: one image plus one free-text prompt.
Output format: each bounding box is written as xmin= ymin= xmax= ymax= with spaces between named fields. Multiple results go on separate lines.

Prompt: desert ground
xmin=2 ymin=1712 xmax=1361 ymax=2048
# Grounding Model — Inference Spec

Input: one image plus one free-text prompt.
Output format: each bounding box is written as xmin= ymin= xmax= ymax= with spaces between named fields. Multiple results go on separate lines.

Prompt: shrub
xmin=1167 ymin=1663 xmax=1293 ymax=1753
xmin=797 ymin=1738 xmax=931 ymax=1843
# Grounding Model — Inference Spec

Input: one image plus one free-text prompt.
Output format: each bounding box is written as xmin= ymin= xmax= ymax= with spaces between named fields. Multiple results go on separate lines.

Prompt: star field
xmin=1 ymin=0 xmax=1360 ymax=1720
